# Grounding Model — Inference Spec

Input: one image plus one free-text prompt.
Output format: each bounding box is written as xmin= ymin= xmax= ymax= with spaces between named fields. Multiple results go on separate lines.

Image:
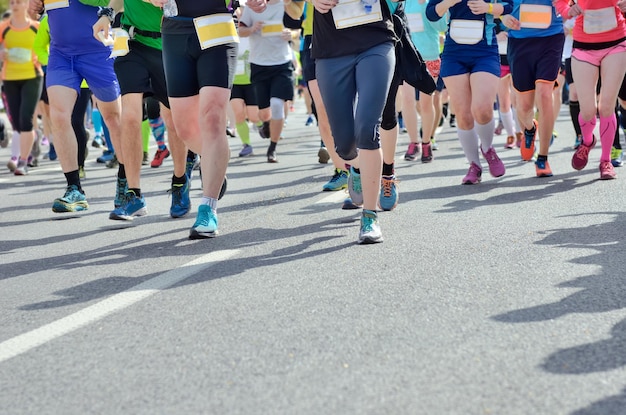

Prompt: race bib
xmin=406 ymin=13 xmax=424 ymax=33
xmin=110 ymin=29 xmax=130 ymax=58
xmin=7 ymin=48 xmax=32 ymax=64
xmin=449 ymin=20 xmax=484 ymax=45
xmin=332 ymin=0 xmax=382 ymax=30
xmin=519 ymin=4 xmax=552 ymax=29
xmin=44 ymin=0 xmax=69 ymax=10
xmin=583 ymin=7 xmax=617 ymax=34
xmin=497 ymin=38 xmax=507 ymax=55
xmin=261 ymin=21 xmax=284 ymax=37
xmin=193 ymin=14 xmax=239 ymax=50
xmin=235 ymin=60 xmax=246 ymax=76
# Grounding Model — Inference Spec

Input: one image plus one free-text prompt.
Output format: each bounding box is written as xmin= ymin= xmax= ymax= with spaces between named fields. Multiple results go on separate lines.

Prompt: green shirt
xmin=121 ymin=0 xmax=163 ymax=50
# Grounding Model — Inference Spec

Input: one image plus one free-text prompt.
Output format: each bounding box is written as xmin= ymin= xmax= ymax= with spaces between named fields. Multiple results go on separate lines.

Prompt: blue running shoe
xmin=323 ymin=169 xmax=348 ymax=191
xmin=170 ymin=179 xmax=191 ymax=218
xmin=52 ymin=185 xmax=89 ymax=213
xmin=189 ymin=204 xmax=218 ymax=239
xmin=379 ymin=174 xmax=399 ymax=211
xmin=347 ymin=166 xmax=363 ymax=205
xmin=48 ymin=143 xmax=57 ymax=161
xmin=238 ymin=144 xmax=253 ymax=157
xmin=358 ymin=209 xmax=383 ymax=244
xmin=97 ymin=150 xmax=114 ymax=163
xmin=114 ymin=178 xmax=128 ymax=208
xmin=186 ymin=152 xmax=199 ymax=181
xmin=109 ymin=191 xmax=147 ymax=221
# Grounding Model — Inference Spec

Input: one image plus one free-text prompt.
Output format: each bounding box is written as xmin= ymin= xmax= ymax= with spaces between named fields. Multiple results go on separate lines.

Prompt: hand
xmin=252 ymin=21 xmax=264 ymax=33
xmin=313 ymin=0 xmax=337 ymax=14
xmin=567 ymin=4 xmax=582 ymax=17
xmin=467 ymin=0 xmax=489 ymax=15
xmin=247 ymin=0 xmax=269 ymax=13
xmin=28 ymin=0 xmax=44 ymax=16
xmin=92 ymin=16 xmax=111 ymax=42
xmin=280 ymin=28 xmax=292 ymax=41
xmin=496 ymin=31 xmax=508 ymax=42
xmin=500 ymin=14 xmax=520 ymax=30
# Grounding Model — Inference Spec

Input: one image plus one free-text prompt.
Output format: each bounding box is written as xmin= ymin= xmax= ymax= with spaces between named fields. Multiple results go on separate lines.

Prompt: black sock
xmin=537 ymin=154 xmax=548 ymax=162
xmin=569 ymin=101 xmax=582 ymax=136
xmin=353 ymin=167 xmax=360 ymax=174
xmin=187 ymin=150 xmax=196 ymax=161
xmin=64 ymin=170 xmax=82 ymax=192
xmin=128 ymin=188 xmax=141 ymax=197
xmin=268 ymin=141 xmax=277 ymax=152
xmin=382 ymin=162 xmax=394 ymax=176
xmin=117 ymin=164 xmax=126 ymax=179
xmin=526 ymin=124 xmax=536 ymax=134
xmin=172 ymin=174 xmax=186 ymax=186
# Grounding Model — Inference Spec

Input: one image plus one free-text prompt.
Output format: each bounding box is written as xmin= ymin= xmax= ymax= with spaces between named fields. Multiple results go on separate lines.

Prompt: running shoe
xmin=323 ymin=169 xmax=349 ymax=191
xmin=421 ymin=143 xmax=433 ymax=163
xmin=6 ymin=157 xmax=17 ymax=172
xmin=52 ymin=185 xmax=89 ymax=212
xmin=611 ymin=147 xmax=623 ymax=167
xmin=114 ymin=177 xmax=128 ymax=208
xmin=305 ymin=114 xmax=315 ymax=126
xmin=186 ymin=152 xmax=199 ymax=180
xmin=142 ymin=152 xmax=149 ymax=166
xmin=504 ymin=135 xmax=515 ymax=149
xmin=318 ymin=146 xmax=330 ymax=164
xmin=462 ymin=162 xmax=482 ymax=185
xmin=404 ymin=142 xmax=420 ymax=161
xmin=482 ymin=146 xmax=506 ymax=177
xmin=599 ymin=161 xmax=617 ymax=180
xmin=151 ymin=148 xmax=170 ymax=168
xmin=259 ymin=121 xmax=270 ymax=139
xmin=189 ymin=204 xmax=218 ymax=239
xmin=218 ymin=176 xmax=228 ymax=200
xmin=358 ymin=209 xmax=383 ymax=244
xmin=267 ymin=148 xmax=277 ymax=163
xmin=494 ymin=120 xmax=504 ymax=135
xmin=347 ymin=166 xmax=363 ymax=205
xmin=515 ymin=132 xmax=523 ymax=148
xmin=109 ymin=191 xmax=147 ymax=221
xmin=106 ymin=154 xmax=119 ymax=169
xmin=573 ymin=135 xmax=582 ymax=150
xmin=379 ymin=175 xmax=399 ymax=211
xmin=48 ymin=143 xmax=57 ymax=161
xmin=431 ymin=138 xmax=439 ymax=150
xmin=449 ymin=114 xmax=456 ymax=128
xmin=97 ymin=150 xmax=114 ymax=163
xmin=78 ymin=166 xmax=85 ymax=179
xmin=14 ymin=160 xmax=28 ymax=176
xmin=521 ymin=120 xmax=537 ymax=161
xmin=239 ymin=144 xmax=253 ymax=157
xmin=535 ymin=159 xmax=553 ymax=177
xmin=571 ymin=136 xmax=596 ymax=171
xmin=91 ymin=134 xmax=104 ymax=148
xmin=170 ymin=178 xmax=191 ymax=218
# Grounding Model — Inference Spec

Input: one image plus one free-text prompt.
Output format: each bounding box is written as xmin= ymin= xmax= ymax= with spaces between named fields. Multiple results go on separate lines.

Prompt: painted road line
xmin=315 ymin=191 xmax=347 ymax=205
xmin=0 ymin=249 xmax=240 ymax=363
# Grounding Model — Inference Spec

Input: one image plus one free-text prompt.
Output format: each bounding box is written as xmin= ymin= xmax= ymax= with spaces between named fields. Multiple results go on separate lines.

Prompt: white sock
xmin=501 ymin=110 xmax=515 ymax=137
xmin=512 ymin=107 xmax=521 ymax=133
xmin=201 ymin=196 xmax=217 ymax=212
xmin=458 ymin=128 xmax=481 ymax=166
xmin=475 ymin=119 xmax=495 ymax=152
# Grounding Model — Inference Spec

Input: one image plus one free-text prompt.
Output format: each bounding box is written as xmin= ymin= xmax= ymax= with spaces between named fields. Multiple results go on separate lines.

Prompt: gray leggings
xmin=316 ymin=42 xmax=395 ymax=161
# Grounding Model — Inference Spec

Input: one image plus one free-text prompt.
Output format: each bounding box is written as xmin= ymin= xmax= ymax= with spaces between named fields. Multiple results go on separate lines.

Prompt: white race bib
xmin=449 ymin=20 xmax=484 ymax=45
xmin=583 ymin=7 xmax=617 ymax=34
xmin=332 ymin=0 xmax=382 ymax=30
xmin=406 ymin=13 xmax=424 ymax=33
xmin=193 ymin=14 xmax=239 ymax=50
xmin=519 ymin=4 xmax=552 ymax=29
xmin=7 ymin=48 xmax=32 ymax=64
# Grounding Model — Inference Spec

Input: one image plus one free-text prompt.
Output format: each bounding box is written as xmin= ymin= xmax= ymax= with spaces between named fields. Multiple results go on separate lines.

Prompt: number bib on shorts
xmin=193 ymin=14 xmax=239 ymax=50
xmin=332 ymin=0 xmax=383 ymax=30
xmin=519 ymin=4 xmax=552 ymax=29
xmin=449 ymin=19 xmax=484 ymax=45
xmin=44 ymin=0 xmax=69 ymax=11
xmin=583 ymin=7 xmax=617 ymax=34
xmin=406 ymin=13 xmax=424 ymax=33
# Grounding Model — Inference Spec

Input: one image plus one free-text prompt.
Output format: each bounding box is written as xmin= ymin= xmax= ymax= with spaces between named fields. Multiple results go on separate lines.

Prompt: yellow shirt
xmin=0 ymin=19 xmax=41 ymax=81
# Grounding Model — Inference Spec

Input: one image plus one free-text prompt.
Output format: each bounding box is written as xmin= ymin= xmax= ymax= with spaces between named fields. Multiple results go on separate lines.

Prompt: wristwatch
xmin=97 ymin=7 xmax=115 ymax=23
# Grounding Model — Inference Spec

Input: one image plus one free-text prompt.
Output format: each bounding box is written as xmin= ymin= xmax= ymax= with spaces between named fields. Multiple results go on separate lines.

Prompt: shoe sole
xmin=189 ymin=229 xmax=218 ymax=239
xmin=52 ymin=201 xmax=89 ymax=213
xmin=358 ymin=235 xmax=384 ymax=244
xmin=109 ymin=207 xmax=148 ymax=221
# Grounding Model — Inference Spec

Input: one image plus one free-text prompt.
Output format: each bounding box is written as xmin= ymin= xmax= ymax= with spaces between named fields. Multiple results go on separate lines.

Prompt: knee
xmin=270 ymin=98 xmax=284 ymax=120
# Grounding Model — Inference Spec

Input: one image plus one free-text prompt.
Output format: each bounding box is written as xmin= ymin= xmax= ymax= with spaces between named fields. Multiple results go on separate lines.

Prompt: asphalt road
xmin=1 ymin=100 xmax=625 ymax=415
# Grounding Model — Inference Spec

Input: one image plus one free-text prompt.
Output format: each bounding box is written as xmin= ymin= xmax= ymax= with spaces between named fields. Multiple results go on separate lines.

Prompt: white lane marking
xmin=315 ymin=191 xmax=347 ymax=204
xmin=0 ymin=249 xmax=240 ymax=363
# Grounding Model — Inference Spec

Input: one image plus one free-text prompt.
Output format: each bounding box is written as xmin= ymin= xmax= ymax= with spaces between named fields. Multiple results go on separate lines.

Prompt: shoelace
xmin=381 ymin=177 xmax=398 ymax=198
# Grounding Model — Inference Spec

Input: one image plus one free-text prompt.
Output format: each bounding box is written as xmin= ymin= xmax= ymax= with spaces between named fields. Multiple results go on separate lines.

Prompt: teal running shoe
xmin=378 ymin=175 xmax=399 ymax=211
xmin=322 ymin=169 xmax=348 ymax=191
xmin=358 ymin=209 xmax=383 ymax=244
xmin=114 ymin=177 xmax=128 ymax=208
xmin=52 ymin=185 xmax=89 ymax=213
xmin=109 ymin=191 xmax=147 ymax=221
xmin=347 ymin=166 xmax=363 ymax=205
xmin=189 ymin=204 xmax=218 ymax=239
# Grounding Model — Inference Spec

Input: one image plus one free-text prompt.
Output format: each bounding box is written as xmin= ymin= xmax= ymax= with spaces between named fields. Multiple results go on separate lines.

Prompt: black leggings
xmin=3 ymin=77 xmax=43 ymax=132
xmin=73 ymin=88 xmax=91 ymax=167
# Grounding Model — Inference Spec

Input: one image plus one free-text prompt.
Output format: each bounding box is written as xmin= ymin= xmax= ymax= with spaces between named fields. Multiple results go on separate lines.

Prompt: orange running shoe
xmin=520 ymin=120 xmax=537 ymax=161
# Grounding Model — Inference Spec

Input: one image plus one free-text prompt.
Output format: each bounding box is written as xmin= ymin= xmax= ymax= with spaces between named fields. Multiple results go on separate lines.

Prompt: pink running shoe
xmin=572 ymin=136 xmax=596 ymax=171
xmin=462 ymin=162 xmax=482 ymax=185
xmin=599 ymin=161 xmax=617 ymax=180
xmin=482 ymin=146 xmax=506 ymax=177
